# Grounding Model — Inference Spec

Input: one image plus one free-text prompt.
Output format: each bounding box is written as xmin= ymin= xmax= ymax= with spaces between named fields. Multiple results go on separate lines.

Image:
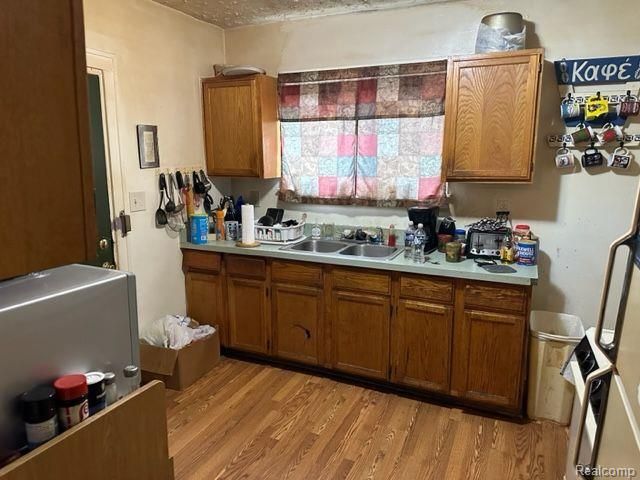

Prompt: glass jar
xmin=123 ymin=365 xmax=140 ymax=396
xmin=104 ymin=372 xmax=118 ymax=406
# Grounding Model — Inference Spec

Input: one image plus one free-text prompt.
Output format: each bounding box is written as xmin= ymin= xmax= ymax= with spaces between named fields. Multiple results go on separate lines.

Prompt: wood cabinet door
xmin=442 ymin=50 xmax=542 ymax=182
xmin=227 ymin=276 xmax=269 ymax=354
xmin=272 ymin=284 xmax=322 ymax=365
xmin=454 ymin=309 xmax=525 ymax=409
xmin=392 ymin=299 xmax=453 ymax=393
xmin=185 ymin=271 xmax=227 ymax=346
xmin=0 ymin=0 xmax=95 ymax=281
xmin=203 ymin=77 xmax=261 ymax=177
xmin=331 ymin=290 xmax=390 ymax=380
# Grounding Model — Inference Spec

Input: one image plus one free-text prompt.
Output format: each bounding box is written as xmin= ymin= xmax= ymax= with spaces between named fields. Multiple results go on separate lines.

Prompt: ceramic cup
xmin=560 ymin=99 xmax=581 ymax=121
xmin=555 ymin=147 xmax=575 ymax=168
xmin=571 ymin=124 xmax=595 ymax=144
xmin=618 ymin=95 xmax=640 ymax=117
xmin=585 ymin=96 xmax=609 ymax=121
xmin=608 ymin=146 xmax=633 ymax=169
xmin=598 ymin=123 xmax=624 ymax=144
xmin=581 ymin=146 xmax=604 ymax=168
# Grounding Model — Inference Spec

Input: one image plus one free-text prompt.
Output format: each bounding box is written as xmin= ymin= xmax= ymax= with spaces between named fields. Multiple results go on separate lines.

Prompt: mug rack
xmin=547 ymin=134 xmax=640 ymax=148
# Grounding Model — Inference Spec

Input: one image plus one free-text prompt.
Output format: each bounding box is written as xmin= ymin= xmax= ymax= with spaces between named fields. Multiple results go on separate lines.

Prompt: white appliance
xmin=566 ymin=184 xmax=640 ymax=479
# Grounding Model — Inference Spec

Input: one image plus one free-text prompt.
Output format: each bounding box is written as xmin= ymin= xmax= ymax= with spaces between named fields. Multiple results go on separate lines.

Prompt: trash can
xmin=527 ymin=311 xmax=585 ymax=424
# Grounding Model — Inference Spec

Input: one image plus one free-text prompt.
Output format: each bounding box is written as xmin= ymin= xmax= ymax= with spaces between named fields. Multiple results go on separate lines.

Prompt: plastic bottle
xmin=404 ymin=221 xmax=416 ymax=259
xmin=387 ymin=225 xmax=396 ymax=247
xmin=413 ymin=223 xmax=426 ymax=264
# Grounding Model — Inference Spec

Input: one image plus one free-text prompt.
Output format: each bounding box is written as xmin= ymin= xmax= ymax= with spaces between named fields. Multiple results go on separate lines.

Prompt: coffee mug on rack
xmin=571 ymin=124 xmax=595 ymax=144
xmin=585 ymin=96 xmax=609 ymax=121
xmin=608 ymin=146 xmax=633 ymax=169
xmin=581 ymin=145 xmax=604 ymax=168
xmin=555 ymin=147 xmax=575 ymax=169
xmin=560 ymin=98 xmax=581 ymax=121
xmin=598 ymin=123 xmax=624 ymax=144
xmin=618 ymin=95 xmax=640 ymax=117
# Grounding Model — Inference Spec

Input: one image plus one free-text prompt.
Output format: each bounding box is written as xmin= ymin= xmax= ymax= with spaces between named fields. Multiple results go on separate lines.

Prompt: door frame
xmin=86 ymin=49 xmax=129 ymax=270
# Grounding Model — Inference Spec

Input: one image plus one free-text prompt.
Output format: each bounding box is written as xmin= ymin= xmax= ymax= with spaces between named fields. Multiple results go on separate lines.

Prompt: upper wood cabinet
xmin=442 ymin=49 xmax=543 ymax=182
xmin=202 ymin=74 xmax=279 ymax=178
xmin=0 ymin=0 xmax=95 ymax=281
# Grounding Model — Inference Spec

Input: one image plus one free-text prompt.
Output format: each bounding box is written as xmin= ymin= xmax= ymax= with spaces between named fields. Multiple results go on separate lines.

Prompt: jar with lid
xmin=104 ymin=372 xmax=117 ymax=406
xmin=21 ymin=386 xmax=58 ymax=449
xmin=123 ymin=365 xmax=140 ymax=396
xmin=513 ymin=224 xmax=531 ymax=243
xmin=54 ymin=374 xmax=89 ymax=431
xmin=85 ymin=371 xmax=106 ymax=416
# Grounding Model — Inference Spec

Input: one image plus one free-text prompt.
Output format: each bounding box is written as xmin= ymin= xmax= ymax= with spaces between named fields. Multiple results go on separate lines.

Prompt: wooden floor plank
xmin=167 ymin=358 xmax=568 ymax=480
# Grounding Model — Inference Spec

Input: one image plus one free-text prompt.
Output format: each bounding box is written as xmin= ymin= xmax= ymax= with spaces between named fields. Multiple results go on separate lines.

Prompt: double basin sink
xmin=281 ymin=239 xmax=402 ymax=260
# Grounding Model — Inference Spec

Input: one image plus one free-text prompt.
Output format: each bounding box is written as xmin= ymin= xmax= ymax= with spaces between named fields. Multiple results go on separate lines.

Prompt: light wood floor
xmin=166 ymin=358 xmax=567 ymax=480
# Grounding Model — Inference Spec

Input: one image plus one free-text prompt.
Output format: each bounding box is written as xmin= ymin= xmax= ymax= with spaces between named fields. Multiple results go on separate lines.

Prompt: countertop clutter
xmin=181 ymin=239 xmax=538 ymax=286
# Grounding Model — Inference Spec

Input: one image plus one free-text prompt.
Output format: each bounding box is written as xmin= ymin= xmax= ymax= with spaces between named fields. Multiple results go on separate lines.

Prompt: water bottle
xmin=404 ymin=221 xmax=415 ymax=259
xmin=413 ymin=223 xmax=426 ymax=263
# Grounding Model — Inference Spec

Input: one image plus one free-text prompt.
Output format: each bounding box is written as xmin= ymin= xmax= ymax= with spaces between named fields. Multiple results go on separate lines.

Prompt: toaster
xmin=466 ymin=228 xmax=509 ymax=258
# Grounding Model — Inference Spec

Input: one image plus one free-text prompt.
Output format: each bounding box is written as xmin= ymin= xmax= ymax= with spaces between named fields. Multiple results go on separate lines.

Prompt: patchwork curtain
xmin=278 ymin=61 xmax=447 ymax=206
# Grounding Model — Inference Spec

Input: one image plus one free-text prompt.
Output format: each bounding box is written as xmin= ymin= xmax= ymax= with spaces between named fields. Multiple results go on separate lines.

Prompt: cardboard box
xmin=140 ymin=327 xmax=220 ymax=391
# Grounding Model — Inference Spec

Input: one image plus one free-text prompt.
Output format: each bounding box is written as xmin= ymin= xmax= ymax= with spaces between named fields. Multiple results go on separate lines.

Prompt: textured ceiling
xmin=153 ymin=0 xmax=458 ymax=29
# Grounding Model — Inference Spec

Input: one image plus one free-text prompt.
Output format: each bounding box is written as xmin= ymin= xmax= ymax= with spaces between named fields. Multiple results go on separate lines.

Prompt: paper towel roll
xmin=241 ymin=204 xmax=255 ymax=244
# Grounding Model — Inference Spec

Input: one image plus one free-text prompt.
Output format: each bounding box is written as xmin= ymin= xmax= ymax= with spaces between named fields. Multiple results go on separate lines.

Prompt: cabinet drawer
xmin=464 ymin=282 xmax=527 ymax=313
xmin=400 ymin=275 xmax=454 ymax=303
xmin=182 ymin=250 xmax=221 ymax=273
xmin=272 ymin=260 xmax=322 ymax=286
xmin=331 ymin=268 xmax=391 ymax=295
xmin=226 ymin=255 xmax=266 ymax=279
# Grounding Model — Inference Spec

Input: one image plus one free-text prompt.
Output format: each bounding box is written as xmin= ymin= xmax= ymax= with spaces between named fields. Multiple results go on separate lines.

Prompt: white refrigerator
xmin=571 ymin=185 xmax=640 ymax=479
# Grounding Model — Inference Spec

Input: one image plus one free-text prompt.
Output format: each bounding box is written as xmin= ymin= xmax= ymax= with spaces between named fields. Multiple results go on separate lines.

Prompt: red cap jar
xmin=54 ymin=374 xmax=89 ymax=431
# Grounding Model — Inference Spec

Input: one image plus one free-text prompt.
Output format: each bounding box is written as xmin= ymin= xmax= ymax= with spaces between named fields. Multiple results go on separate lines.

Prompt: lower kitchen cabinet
xmin=392 ymin=299 xmax=453 ymax=393
xmin=453 ymin=309 xmax=526 ymax=409
xmin=331 ymin=290 xmax=390 ymax=380
xmin=181 ymin=251 xmax=532 ymax=415
xmin=227 ymin=276 xmax=270 ymax=354
xmin=183 ymin=250 xmax=227 ymax=345
xmin=272 ymin=283 xmax=322 ymax=365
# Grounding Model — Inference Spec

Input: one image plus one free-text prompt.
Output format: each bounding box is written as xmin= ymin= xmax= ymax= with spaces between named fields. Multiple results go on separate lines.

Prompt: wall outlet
xmin=495 ymin=198 xmax=511 ymax=212
xmin=129 ymin=191 xmax=146 ymax=212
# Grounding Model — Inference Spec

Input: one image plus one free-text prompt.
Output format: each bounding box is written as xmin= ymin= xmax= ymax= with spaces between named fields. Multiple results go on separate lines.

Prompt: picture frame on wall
xmin=137 ymin=124 xmax=160 ymax=169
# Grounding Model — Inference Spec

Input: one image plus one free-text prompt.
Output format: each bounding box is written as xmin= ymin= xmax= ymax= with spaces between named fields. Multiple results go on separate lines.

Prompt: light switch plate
xmin=129 ymin=191 xmax=146 ymax=212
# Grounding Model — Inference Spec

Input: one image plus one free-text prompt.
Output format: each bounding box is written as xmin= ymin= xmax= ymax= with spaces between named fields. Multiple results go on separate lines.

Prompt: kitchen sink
xmin=282 ymin=239 xmax=402 ymax=260
xmin=338 ymin=244 xmax=401 ymax=258
xmin=286 ymin=239 xmax=347 ymax=253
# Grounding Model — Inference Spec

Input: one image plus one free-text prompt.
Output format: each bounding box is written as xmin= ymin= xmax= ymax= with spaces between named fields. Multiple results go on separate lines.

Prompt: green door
xmin=87 ymin=73 xmax=116 ymax=269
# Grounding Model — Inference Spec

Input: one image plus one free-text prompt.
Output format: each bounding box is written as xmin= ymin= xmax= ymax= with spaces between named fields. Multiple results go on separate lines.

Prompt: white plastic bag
xmin=140 ymin=315 xmax=216 ymax=350
xmin=475 ymin=23 xmax=526 ymax=53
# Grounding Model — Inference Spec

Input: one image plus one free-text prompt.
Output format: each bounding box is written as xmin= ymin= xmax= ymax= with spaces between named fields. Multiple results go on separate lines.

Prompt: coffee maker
xmin=407 ymin=206 xmax=438 ymax=254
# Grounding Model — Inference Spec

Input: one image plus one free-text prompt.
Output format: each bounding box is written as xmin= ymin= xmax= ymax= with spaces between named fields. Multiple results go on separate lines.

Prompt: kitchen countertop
xmin=181 ymin=238 xmax=538 ymax=286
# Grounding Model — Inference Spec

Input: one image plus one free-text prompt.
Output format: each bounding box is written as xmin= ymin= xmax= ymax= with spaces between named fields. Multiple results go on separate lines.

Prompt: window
xmin=277 ymin=61 xmax=447 ymax=207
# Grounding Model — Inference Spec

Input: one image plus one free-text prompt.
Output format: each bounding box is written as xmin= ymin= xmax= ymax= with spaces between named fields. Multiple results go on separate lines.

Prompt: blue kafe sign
xmin=555 ymin=55 xmax=640 ymax=85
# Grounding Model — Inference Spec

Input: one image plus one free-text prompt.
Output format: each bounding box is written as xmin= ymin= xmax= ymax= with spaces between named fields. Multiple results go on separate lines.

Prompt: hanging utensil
xmin=199 ymin=169 xmax=212 ymax=192
xmin=155 ymin=174 xmax=168 ymax=227
xmin=168 ymin=173 xmax=183 ymax=213
xmin=193 ymin=171 xmax=206 ymax=195
xmin=165 ymin=173 xmax=176 ymax=214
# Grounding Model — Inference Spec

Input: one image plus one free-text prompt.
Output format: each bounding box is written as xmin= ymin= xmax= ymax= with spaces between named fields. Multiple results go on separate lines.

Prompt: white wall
xmin=224 ymin=0 xmax=640 ymax=326
xmin=83 ymin=0 xmax=226 ymax=327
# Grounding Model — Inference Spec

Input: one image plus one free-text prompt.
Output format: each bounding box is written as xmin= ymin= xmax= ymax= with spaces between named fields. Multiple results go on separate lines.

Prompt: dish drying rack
xmin=255 ymin=222 xmax=306 ymax=245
